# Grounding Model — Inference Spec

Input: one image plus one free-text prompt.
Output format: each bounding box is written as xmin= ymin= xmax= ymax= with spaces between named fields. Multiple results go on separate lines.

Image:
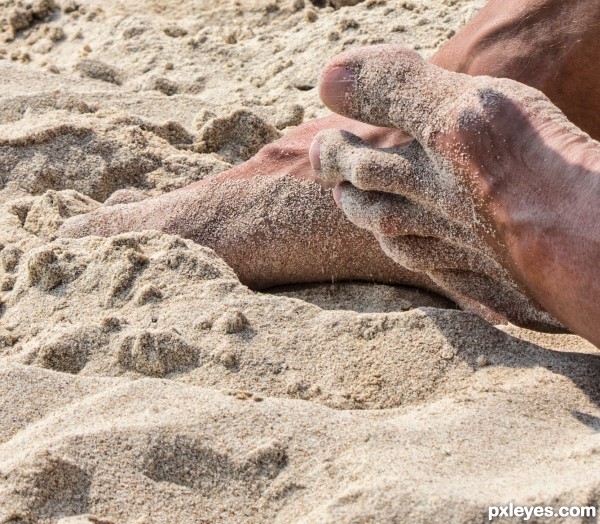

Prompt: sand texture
xmin=1 ymin=0 xmax=600 ymax=522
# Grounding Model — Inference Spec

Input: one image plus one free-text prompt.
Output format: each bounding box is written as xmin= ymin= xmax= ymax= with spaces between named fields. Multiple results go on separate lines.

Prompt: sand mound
xmin=2 ymin=227 xmax=599 ymax=522
xmin=0 ymin=109 xmax=230 ymax=200
xmin=2 ymin=0 xmax=600 ymax=522
xmin=5 ymin=229 xmax=560 ymax=410
xmin=196 ymin=109 xmax=281 ymax=163
xmin=1 ymin=360 xmax=600 ymax=523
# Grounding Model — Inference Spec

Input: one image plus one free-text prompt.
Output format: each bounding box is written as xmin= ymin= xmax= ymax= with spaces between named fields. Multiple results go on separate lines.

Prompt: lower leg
xmin=431 ymin=0 xmax=600 ymax=139
xmin=60 ymin=168 xmax=431 ymax=290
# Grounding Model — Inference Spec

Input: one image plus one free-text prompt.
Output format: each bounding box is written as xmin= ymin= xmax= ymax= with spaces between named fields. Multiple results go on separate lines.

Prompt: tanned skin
xmin=59 ymin=0 xmax=600 ymax=344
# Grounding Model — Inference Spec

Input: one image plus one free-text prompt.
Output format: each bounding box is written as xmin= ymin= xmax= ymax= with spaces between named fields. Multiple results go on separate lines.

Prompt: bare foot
xmin=59 ymin=116 xmax=432 ymax=291
xmin=312 ymin=45 xmax=600 ymax=343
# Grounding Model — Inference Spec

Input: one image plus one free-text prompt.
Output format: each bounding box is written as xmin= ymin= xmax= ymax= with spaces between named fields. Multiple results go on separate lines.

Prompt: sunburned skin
xmin=312 ymin=45 xmax=600 ymax=346
xmin=59 ymin=162 xmax=438 ymax=292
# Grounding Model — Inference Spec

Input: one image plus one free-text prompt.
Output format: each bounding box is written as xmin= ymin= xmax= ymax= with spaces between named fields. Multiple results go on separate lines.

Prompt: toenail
xmin=319 ymin=66 xmax=356 ymax=114
xmin=333 ymin=182 xmax=347 ymax=209
xmin=309 ymin=140 xmax=321 ymax=173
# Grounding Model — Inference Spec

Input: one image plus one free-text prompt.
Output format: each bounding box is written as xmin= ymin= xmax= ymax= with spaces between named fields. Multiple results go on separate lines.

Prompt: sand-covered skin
xmin=314 ymin=44 xmax=600 ymax=337
xmin=2 ymin=0 xmax=600 ymax=522
xmin=313 ymin=48 xmax=570 ymax=331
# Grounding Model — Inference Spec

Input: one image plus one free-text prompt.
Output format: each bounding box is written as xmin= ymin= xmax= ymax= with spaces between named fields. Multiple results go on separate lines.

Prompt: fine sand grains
xmin=2 ymin=0 xmax=600 ymax=523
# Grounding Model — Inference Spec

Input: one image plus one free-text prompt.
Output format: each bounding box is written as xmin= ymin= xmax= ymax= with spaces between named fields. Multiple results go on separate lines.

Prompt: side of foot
xmin=313 ymin=45 xmax=600 ymax=344
xmin=59 ymin=158 xmax=433 ymax=291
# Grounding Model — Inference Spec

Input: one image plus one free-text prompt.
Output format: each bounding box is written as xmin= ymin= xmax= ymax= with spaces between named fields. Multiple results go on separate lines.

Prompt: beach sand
xmin=1 ymin=0 xmax=600 ymax=522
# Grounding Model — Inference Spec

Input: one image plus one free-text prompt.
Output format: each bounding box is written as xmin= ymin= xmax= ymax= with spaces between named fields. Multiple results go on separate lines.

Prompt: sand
xmin=1 ymin=0 xmax=600 ymax=522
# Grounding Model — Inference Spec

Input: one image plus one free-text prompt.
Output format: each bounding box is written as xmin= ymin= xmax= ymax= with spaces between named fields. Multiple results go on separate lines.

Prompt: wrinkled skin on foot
xmin=313 ymin=131 xmax=562 ymax=331
xmin=313 ymin=45 xmax=600 ymax=342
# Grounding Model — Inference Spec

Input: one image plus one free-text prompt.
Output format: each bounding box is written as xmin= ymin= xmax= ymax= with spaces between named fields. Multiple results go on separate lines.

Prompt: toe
xmin=314 ymin=127 xmax=475 ymax=223
xmin=319 ymin=45 xmax=472 ymax=142
xmin=332 ymin=183 xmax=346 ymax=208
xmin=104 ymin=189 xmax=149 ymax=206
xmin=308 ymin=139 xmax=321 ymax=173
xmin=311 ymin=129 xmax=368 ymax=184
xmin=429 ymin=270 xmax=566 ymax=332
xmin=318 ymin=65 xmax=356 ymax=117
xmin=378 ymin=235 xmax=504 ymax=276
xmin=337 ymin=184 xmax=480 ymax=246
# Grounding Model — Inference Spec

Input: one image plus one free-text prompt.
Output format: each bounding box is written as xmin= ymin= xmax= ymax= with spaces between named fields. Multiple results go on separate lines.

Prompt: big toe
xmin=58 ymin=206 xmax=131 ymax=239
xmin=319 ymin=45 xmax=471 ymax=141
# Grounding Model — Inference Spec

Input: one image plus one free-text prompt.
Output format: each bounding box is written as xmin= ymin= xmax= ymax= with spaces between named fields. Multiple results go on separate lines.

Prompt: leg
xmin=432 ymin=0 xmax=600 ymax=140
xmin=313 ymin=45 xmax=600 ymax=346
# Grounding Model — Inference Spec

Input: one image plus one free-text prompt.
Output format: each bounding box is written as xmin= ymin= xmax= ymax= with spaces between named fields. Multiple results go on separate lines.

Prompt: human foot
xmin=58 ymin=121 xmax=432 ymax=291
xmin=312 ymin=45 xmax=600 ymax=344
xmin=309 ymin=131 xmax=560 ymax=330
xmin=431 ymin=0 xmax=600 ymax=141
